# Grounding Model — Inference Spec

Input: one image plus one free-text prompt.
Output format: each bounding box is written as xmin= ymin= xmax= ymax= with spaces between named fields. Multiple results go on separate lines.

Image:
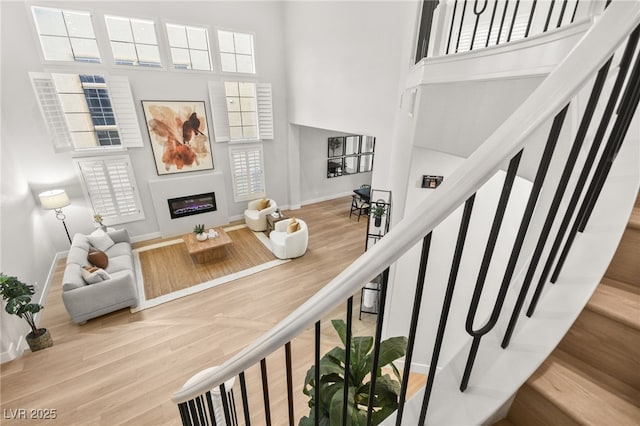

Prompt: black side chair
xmin=350 ymin=195 xmax=369 ymax=221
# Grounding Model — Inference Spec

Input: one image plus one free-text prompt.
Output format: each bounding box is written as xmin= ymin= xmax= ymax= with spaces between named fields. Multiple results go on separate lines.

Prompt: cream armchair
xmin=269 ymin=218 xmax=308 ymax=259
xmin=244 ymin=198 xmax=277 ymax=231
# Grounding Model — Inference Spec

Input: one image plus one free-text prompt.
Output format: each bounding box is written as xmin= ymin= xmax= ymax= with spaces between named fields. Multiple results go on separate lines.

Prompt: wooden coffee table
xmin=183 ymin=227 xmax=233 ymax=263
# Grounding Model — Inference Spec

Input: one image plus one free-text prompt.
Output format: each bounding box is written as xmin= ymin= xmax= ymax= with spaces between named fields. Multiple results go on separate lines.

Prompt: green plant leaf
xmin=328 ymin=385 xmax=365 ymax=426
xmin=331 ymin=319 xmax=347 ymax=347
xmin=364 ymin=336 xmax=407 ymax=373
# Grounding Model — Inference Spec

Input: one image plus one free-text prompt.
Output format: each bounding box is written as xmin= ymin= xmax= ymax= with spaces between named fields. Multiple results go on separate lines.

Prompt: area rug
xmin=131 ymin=224 xmax=289 ymax=312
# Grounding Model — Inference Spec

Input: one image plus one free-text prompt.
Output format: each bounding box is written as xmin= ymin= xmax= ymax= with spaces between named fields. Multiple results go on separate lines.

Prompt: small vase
xmin=196 ymin=232 xmax=208 ymax=242
xmin=374 ymin=216 xmax=382 ymax=227
xmin=26 ymin=328 xmax=53 ymax=352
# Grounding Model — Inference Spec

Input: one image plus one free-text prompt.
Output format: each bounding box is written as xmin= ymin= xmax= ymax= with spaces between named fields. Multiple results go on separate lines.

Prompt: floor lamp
xmin=39 ymin=189 xmax=72 ymax=244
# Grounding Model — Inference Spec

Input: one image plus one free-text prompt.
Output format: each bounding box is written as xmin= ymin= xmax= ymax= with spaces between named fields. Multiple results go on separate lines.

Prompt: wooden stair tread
xmin=588 ymin=278 xmax=640 ymax=330
xmin=528 ymin=353 xmax=640 ymax=425
xmin=552 ymin=348 xmax=640 ymax=409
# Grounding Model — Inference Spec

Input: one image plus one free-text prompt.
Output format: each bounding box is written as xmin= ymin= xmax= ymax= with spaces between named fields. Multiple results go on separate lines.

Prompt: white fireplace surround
xmin=149 ymin=172 xmax=229 ymax=238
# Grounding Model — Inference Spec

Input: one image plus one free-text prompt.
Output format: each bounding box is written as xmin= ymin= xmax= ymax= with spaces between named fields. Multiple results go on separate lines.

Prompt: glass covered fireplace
xmin=167 ymin=192 xmax=217 ymax=219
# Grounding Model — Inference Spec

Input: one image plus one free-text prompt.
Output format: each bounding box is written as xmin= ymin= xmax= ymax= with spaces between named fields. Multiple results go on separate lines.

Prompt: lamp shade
xmin=39 ymin=189 xmax=70 ymax=210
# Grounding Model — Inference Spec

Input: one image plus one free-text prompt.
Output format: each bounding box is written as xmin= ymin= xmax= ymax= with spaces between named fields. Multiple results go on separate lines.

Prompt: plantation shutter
xmin=229 ymin=145 xmax=265 ymax=201
xmin=208 ymin=81 xmax=231 ymax=142
xmin=29 ymin=72 xmax=73 ymax=152
xmin=75 ymin=155 xmax=145 ymax=225
xmin=256 ymin=83 xmax=274 ymax=140
xmin=106 ymin=76 xmax=143 ymax=148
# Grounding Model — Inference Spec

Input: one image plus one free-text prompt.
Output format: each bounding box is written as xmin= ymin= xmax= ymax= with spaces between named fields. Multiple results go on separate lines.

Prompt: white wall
xmin=383 ymin=147 xmax=532 ymax=371
xmin=298 ymin=126 xmax=372 ymax=204
xmin=1 ymin=0 xmax=290 ymax=358
xmin=283 ymin=0 xmax=420 ymax=191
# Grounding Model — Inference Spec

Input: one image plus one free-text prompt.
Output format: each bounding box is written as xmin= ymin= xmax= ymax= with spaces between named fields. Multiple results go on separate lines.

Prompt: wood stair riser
xmin=506 ymin=383 xmax=580 ymax=426
xmin=557 ymin=308 xmax=640 ymax=391
xmin=605 ymin=226 xmax=640 ymax=287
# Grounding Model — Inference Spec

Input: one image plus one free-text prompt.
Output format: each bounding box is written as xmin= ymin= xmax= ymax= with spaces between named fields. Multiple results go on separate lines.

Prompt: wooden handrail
xmin=173 ymin=0 xmax=640 ymax=404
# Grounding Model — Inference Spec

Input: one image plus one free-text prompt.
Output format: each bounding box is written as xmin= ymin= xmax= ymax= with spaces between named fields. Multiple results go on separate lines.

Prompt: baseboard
xmin=300 ymin=191 xmax=353 ymax=207
xmin=396 ymin=360 xmax=431 ymax=376
xmin=131 ymin=232 xmax=161 ymax=243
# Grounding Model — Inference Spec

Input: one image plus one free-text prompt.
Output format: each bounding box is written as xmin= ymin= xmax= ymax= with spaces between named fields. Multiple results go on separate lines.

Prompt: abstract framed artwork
xmin=141 ymin=100 xmax=213 ymax=175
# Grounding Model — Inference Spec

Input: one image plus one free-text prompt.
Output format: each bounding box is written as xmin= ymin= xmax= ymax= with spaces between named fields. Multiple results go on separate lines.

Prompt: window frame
xmin=228 ymin=144 xmax=266 ymax=202
xmin=104 ymin=14 xmax=163 ymax=68
xmin=208 ymin=80 xmax=273 ymax=143
xmin=164 ymin=21 xmax=214 ymax=72
xmin=215 ymin=28 xmax=257 ymax=75
xmin=29 ymin=72 xmax=143 ymax=153
xmin=30 ymin=5 xmax=102 ymax=64
xmin=74 ymin=154 xmax=145 ymax=226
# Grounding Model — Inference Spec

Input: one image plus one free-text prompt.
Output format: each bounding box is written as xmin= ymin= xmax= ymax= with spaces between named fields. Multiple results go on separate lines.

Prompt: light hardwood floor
xmin=1 ymin=197 xmax=422 ymax=425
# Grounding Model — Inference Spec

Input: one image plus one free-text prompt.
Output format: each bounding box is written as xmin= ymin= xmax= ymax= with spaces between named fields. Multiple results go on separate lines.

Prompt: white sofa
xmin=244 ymin=198 xmax=277 ymax=231
xmin=62 ymin=229 xmax=138 ymax=324
xmin=269 ymin=218 xmax=308 ymax=259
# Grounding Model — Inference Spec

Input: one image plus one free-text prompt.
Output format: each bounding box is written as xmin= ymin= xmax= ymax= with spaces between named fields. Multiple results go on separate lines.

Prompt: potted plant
xmin=93 ymin=213 xmax=107 ymax=232
xmin=300 ymin=319 xmax=407 ymax=426
xmin=0 ymin=273 xmax=53 ymax=352
xmin=371 ymin=201 xmax=387 ymax=228
xmin=193 ymin=224 xmax=207 ymax=241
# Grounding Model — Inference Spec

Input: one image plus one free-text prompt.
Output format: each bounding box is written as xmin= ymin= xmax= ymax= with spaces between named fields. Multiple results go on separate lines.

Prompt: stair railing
xmin=174 ymin=2 xmax=640 ymax=425
xmin=416 ymin=0 xmax=608 ymax=62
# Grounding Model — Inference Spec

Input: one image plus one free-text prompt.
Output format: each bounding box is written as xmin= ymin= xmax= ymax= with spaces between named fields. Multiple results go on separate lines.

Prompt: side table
xmin=266 ymin=213 xmax=288 ymax=236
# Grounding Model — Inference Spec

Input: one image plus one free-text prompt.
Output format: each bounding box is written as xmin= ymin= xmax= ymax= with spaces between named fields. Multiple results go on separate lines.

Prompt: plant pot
xmin=196 ymin=232 xmax=208 ymax=241
xmin=26 ymin=328 xmax=53 ymax=352
xmin=374 ymin=216 xmax=382 ymax=227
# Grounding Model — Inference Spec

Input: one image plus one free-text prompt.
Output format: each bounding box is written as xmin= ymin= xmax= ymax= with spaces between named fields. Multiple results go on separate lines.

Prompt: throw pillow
xmin=287 ymin=218 xmax=300 ymax=234
xmin=259 ymin=198 xmax=270 ymax=210
xmin=81 ymin=265 xmax=111 ymax=284
xmin=88 ymin=248 xmax=109 ymax=269
xmin=87 ymin=232 xmax=115 ymax=252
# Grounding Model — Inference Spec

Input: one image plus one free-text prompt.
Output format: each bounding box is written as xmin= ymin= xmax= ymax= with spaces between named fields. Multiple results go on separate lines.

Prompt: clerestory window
xmin=104 ymin=15 xmax=162 ymax=67
xmin=31 ymin=6 xmax=101 ymax=63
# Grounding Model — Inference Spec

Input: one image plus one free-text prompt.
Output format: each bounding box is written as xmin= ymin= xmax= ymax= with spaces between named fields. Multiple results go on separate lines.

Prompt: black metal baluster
xmin=285 ymin=342 xmax=295 ymax=426
xmin=551 ymin=27 xmax=640 ymax=283
xmin=525 ymin=0 xmax=538 ymax=37
xmin=501 ymin=105 xmax=569 ymax=348
xmin=556 ymin=0 xmax=569 ymax=28
xmin=179 ymin=402 xmax=191 ymax=426
xmin=239 ymin=372 xmax=251 ymax=426
xmin=570 ymin=0 xmax=580 ymax=23
xmin=460 ymin=151 xmax=522 ymax=391
xmin=366 ymin=268 xmax=390 ymax=426
xmin=506 ymin=0 xmax=521 ymax=42
xmin=205 ymin=392 xmax=218 ymax=426
xmin=196 ymin=395 xmax=207 ymax=426
xmin=543 ymin=0 xmax=556 ymax=32
xmin=496 ymin=0 xmax=510 ymax=45
xmin=446 ymin=0 xmax=459 ymax=54
xmin=395 ymin=234 xmax=432 ymax=426
xmin=342 ymin=297 xmax=354 ymax=425
xmin=419 ymin=195 xmax=475 ymax=423
xmin=220 ymin=383 xmax=232 ymax=426
xmin=525 ymin=57 xmax=613 ymax=317
xmin=576 ymin=47 xmax=640 ymax=232
xmin=470 ymin=0 xmax=489 ymax=50
xmin=229 ymin=390 xmax=238 ymax=426
xmin=455 ymin=0 xmax=469 ymax=53
xmin=260 ymin=358 xmax=272 ymax=426
xmin=314 ymin=321 xmax=320 ymax=426
xmin=485 ymin=0 xmax=499 ymax=47
xmin=415 ymin=0 xmax=441 ymax=63
xmin=188 ymin=400 xmax=200 ymax=426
